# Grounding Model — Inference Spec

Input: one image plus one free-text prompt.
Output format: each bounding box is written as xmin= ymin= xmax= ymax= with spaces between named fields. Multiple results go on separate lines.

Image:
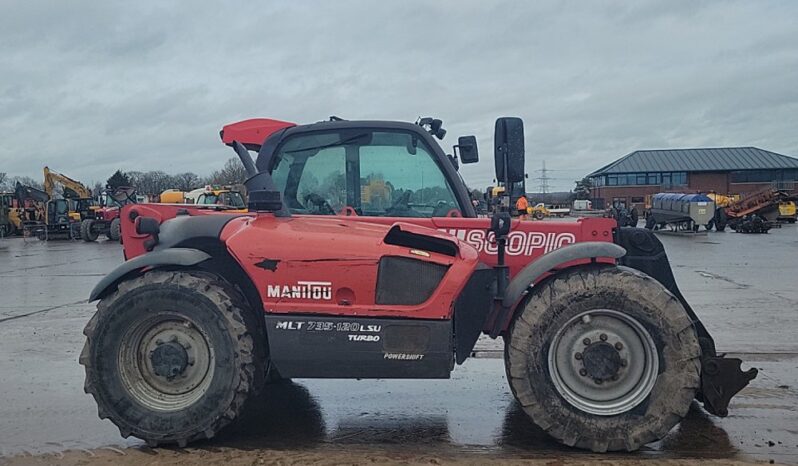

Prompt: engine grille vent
xmin=376 ymin=256 xmax=448 ymax=305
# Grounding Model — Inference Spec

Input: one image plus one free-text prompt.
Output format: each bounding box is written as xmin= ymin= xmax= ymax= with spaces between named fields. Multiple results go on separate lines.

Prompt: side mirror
xmin=494 ymin=117 xmax=525 ymax=183
xmin=456 ymin=136 xmax=479 ymax=164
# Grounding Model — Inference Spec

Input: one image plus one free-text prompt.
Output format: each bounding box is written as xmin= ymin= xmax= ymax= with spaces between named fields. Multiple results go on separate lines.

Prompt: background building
xmin=587 ymin=147 xmax=798 ymax=209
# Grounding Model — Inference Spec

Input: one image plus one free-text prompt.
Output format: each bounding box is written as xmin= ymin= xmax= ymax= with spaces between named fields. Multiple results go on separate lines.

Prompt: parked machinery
xmin=12 ymin=183 xmax=49 ymax=235
xmin=80 ymin=186 xmax=138 ymax=242
xmin=0 ymin=192 xmax=13 ymax=237
xmin=43 ymin=166 xmax=97 ymax=223
xmin=186 ymin=185 xmax=246 ymax=210
xmin=645 ymin=193 xmax=715 ymax=232
xmin=80 ymin=116 xmax=755 ymax=453
xmin=527 ymin=202 xmax=549 ymax=220
xmin=708 ymin=187 xmax=793 ymax=232
xmin=159 ymin=189 xmax=188 ymax=204
xmin=777 ymin=200 xmax=796 ymax=223
xmin=158 ymin=186 xmax=247 ymax=212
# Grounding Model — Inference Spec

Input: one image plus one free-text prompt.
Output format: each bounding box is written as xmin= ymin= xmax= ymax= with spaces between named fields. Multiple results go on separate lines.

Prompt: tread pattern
xmin=504 ymin=266 xmax=701 ymax=452
xmin=80 ymin=270 xmax=262 ymax=447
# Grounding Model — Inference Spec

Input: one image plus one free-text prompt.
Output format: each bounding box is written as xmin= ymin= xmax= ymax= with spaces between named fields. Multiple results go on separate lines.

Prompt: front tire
xmin=81 ymin=219 xmax=99 ymax=242
xmin=80 ymin=270 xmax=263 ymax=447
xmin=108 ymin=218 xmax=121 ymax=242
xmin=504 ymin=266 xmax=701 ymax=452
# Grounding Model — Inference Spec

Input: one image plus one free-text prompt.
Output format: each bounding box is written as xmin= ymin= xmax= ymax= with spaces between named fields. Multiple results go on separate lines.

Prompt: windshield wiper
xmin=283 ymin=133 xmax=369 ymax=154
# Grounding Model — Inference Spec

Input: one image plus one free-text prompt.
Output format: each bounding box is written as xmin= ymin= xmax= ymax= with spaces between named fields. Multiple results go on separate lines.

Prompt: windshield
xmin=271 ymin=130 xmax=461 ymax=217
xmin=198 ymin=192 xmax=245 ymax=208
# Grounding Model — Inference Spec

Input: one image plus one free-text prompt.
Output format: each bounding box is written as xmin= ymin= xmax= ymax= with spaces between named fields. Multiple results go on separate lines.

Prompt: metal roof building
xmin=589 ymin=147 xmax=798 ymax=176
xmin=588 ymin=146 xmax=798 ymax=210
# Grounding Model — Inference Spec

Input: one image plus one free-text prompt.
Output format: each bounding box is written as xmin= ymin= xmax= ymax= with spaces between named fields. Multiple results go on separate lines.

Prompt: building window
xmin=602 ymin=171 xmax=688 ymax=186
xmin=631 ymin=196 xmax=644 ymax=203
xmin=730 ymin=169 xmax=796 ymax=183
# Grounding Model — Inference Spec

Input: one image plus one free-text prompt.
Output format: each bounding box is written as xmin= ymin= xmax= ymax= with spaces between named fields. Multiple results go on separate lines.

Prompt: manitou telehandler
xmin=82 ymin=117 xmax=756 ymax=452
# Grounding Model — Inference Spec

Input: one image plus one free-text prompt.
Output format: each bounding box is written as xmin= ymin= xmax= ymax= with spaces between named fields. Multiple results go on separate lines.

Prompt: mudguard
xmin=502 ymin=241 xmax=626 ymax=309
xmin=490 ymin=241 xmax=626 ymax=337
xmin=89 ymin=248 xmax=211 ymax=302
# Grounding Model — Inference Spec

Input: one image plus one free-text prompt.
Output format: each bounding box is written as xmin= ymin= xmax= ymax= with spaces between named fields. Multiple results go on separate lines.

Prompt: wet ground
xmin=0 ymin=224 xmax=796 ymax=464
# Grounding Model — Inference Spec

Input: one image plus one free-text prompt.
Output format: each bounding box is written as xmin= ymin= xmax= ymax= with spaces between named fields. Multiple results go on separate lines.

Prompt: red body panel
xmin=120 ymin=205 xmax=615 ymax=324
xmin=97 ymin=207 xmax=120 ymax=222
xmin=338 ymin=216 xmax=616 ymax=277
xmin=222 ymin=216 xmax=479 ymax=320
xmin=220 ymin=118 xmax=296 ymax=147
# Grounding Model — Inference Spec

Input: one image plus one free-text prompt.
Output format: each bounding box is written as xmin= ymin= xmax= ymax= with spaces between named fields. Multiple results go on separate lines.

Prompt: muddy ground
xmin=0 ymin=223 xmax=796 ymax=465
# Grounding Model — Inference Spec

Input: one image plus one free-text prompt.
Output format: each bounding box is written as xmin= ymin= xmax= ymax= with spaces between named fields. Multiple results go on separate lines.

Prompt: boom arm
xmin=14 ymin=182 xmax=50 ymax=203
xmin=43 ymin=166 xmax=92 ymax=199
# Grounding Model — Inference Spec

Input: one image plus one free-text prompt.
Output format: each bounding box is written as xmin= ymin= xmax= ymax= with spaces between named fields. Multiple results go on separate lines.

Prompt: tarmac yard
xmin=0 ymin=225 xmax=797 ymax=465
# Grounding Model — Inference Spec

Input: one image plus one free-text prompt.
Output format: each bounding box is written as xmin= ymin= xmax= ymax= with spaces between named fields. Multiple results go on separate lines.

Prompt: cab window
xmin=271 ymin=130 xmax=461 ymax=217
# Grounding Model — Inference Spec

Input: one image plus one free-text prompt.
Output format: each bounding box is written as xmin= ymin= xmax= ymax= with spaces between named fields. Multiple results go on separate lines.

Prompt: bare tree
xmin=0 ymin=172 xmax=6 ymax=190
xmin=93 ymin=182 xmax=105 ymax=197
xmin=5 ymin=176 xmax=44 ymax=191
xmin=206 ymin=158 xmax=247 ymax=186
xmin=173 ymin=172 xmax=200 ymax=191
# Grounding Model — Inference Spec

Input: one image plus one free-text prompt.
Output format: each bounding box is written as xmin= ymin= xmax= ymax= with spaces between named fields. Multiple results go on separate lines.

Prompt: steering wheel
xmin=385 ymin=191 xmax=414 ymax=216
xmin=303 ymin=193 xmax=335 ymax=215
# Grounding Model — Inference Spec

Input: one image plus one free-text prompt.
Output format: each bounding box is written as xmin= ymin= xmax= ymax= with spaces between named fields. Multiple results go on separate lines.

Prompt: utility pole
xmin=536 ymin=160 xmax=550 ymax=194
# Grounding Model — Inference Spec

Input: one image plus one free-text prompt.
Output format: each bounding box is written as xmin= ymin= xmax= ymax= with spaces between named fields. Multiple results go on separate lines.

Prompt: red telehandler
xmin=81 ymin=116 xmax=756 ymax=452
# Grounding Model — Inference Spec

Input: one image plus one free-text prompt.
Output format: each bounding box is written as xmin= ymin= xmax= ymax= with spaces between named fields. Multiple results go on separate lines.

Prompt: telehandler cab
xmin=81 ymin=116 xmax=756 ymax=452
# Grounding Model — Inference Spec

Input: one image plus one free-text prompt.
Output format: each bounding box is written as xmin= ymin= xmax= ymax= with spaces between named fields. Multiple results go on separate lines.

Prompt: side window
xmin=359 ymin=138 xmax=459 ymax=217
xmin=272 ymin=131 xmax=461 ymax=217
xmin=296 ymin=147 xmax=347 ymax=212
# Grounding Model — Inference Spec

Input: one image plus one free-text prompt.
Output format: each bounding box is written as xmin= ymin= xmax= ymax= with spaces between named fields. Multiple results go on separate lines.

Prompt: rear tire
xmin=81 ymin=219 xmax=99 ymax=242
xmin=504 ymin=266 xmax=701 ymax=452
xmin=108 ymin=218 xmax=121 ymax=242
xmin=534 ymin=211 xmax=545 ymax=220
xmin=80 ymin=270 xmax=264 ymax=447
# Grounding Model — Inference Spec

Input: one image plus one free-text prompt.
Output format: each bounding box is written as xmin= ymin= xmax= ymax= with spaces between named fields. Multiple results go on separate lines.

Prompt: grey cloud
xmin=1 ymin=0 xmax=797 ymax=192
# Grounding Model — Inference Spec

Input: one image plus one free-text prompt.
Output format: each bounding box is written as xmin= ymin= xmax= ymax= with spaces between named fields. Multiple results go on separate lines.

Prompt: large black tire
xmin=108 ymin=218 xmax=121 ymax=242
xmin=714 ymin=209 xmax=727 ymax=232
xmin=644 ymin=215 xmax=656 ymax=230
xmin=81 ymin=219 xmax=99 ymax=242
xmin=533 ymin=211 xmax=545 ymax=220
xmin=80 ymin=270 xmax=265 ymax=447
xmin=0 ymin=224 xmax=9 ymax=237
xmin=504 ymin=266 xmax=701 ymax=452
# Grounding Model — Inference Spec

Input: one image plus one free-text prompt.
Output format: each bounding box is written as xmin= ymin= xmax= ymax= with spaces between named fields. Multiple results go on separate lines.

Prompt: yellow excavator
xmin=43 ymin=166 xmax=97 ymax=222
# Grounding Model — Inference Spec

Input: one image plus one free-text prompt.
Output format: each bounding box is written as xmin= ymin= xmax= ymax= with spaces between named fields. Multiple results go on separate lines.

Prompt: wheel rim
xmin=548 ymin=309 xmax=659 ymax=416
xmin=118 ymin=312 xmax=214 ymax=411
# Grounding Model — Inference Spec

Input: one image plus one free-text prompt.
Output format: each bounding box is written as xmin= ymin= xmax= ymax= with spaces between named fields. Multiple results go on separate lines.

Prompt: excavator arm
xmin=43 ymin=166 xmax=92 ymax=199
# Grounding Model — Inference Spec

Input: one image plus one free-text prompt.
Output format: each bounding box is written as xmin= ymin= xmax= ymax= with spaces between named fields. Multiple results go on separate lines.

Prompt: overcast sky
xmin=2 ymin=0 xmax=797 ymax=192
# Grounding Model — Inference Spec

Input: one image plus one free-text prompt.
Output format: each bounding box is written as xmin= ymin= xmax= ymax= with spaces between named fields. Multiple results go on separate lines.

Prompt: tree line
xmin=0 ymin=157 xmax=248 ymax=197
